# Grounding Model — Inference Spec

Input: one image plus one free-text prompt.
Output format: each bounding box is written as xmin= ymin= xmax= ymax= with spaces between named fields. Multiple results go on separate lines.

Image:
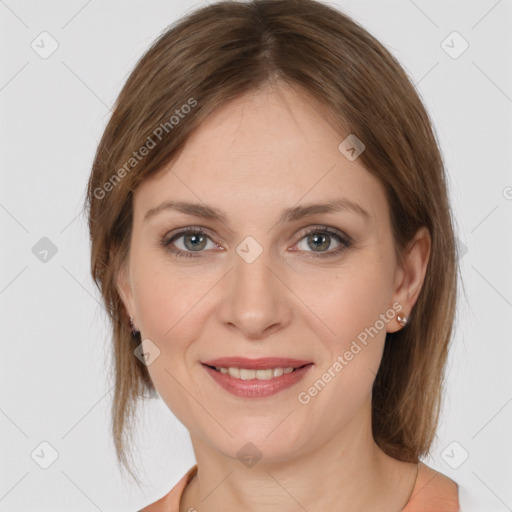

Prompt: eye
xmin=161 ymin=227 xmax=220 ymax=258
xmin=292 ymin=226 xmax=352 ymax=258
xmin=161 ymin=225 xmax=352 ymax=259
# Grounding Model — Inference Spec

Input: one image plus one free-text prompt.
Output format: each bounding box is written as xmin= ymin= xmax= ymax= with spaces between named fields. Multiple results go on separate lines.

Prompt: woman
xmin=85 ymin=0 xmax=460 ymax=510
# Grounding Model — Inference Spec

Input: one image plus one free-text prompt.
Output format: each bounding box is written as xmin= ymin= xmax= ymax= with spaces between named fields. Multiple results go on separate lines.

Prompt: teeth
xmin=240 ymin=369 xmax=256 ymax=380
xmin=254 ymin=369 xmax=273 ymax=380
xmin=214 ymin=366 xmax=297 ymax=379
xmin=228 ymin=367 xmax=240 ymax=378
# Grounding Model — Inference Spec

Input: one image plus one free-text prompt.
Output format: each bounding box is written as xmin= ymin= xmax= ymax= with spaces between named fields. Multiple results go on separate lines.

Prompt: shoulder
xmin=139 ymin=465 xmax=198 ymax=512
xmin=403 ymin=461 xmax=460 ymax=512
xmin=139 ymin=462 xmax=458 ymax=511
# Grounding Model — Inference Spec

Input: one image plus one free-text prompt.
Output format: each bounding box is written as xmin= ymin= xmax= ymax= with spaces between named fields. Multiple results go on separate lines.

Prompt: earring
xmin=129 ymin=315 xmax=139 ymax=336
xmin=397 ymin=313 xmax=408 ymax=327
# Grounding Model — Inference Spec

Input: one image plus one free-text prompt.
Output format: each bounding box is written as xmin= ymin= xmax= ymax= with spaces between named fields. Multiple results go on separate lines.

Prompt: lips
xmin=201 ymin=357 xmax=314 ymax=398
xmin=202 ymin=357 xmax=311 ymax=370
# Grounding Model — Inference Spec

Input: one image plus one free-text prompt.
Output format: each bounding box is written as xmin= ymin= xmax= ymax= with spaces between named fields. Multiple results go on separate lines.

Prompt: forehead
xmin=134 ymin=84 xmax=387 ymax=226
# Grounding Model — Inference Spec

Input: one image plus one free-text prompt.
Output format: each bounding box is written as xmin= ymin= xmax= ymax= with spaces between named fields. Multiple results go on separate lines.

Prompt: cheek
xmin=293 ymin=269 xmax=391 ymax=432
xmin=131 ymin=254 xmax=215 ymax=341
xmin=291 ymin=255 xmax=394 ymax=409
xmin=131 ymin=260 xmax=211 ymax=423
xmin=292 ymin=257 xmax=394 ymax=344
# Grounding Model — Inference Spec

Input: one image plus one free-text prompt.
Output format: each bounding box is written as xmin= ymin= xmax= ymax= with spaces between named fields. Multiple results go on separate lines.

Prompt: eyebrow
xmin=143 ymin=198 xmax=371 ymax=224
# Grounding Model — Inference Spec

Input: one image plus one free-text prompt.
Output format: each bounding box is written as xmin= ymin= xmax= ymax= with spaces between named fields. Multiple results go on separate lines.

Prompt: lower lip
xmin=202 ymin=363 xmax=314 ymax=398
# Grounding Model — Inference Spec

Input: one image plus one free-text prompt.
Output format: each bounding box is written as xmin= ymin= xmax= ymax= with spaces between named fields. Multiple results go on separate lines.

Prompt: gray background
xmin=1 ymin=0 xmax=511 ymax=510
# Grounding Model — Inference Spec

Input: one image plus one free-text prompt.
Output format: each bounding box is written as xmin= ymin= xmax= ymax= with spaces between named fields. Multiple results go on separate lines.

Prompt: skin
xmin=117 ymin=81 xmax=431 ymax=512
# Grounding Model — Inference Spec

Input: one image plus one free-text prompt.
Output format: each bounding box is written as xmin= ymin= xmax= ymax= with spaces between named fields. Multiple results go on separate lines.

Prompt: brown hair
xmin=85 ymin=0 xmax=459 ymax=484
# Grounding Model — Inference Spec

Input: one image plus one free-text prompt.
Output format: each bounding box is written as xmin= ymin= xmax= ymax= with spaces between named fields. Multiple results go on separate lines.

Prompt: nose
xmin=216 ymin=244 xmax=293 ymax=340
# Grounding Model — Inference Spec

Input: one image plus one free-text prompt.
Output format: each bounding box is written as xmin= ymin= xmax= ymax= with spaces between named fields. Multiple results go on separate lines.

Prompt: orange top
xmin=139 ymin=461 xmax=459 ymax=511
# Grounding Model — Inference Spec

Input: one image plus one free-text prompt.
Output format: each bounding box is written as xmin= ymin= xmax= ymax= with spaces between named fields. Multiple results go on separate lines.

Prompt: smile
xmin=201 ymin=358 xmax=314 ymax=398
xmin=211 ymin=366 xmax=296 ymax=379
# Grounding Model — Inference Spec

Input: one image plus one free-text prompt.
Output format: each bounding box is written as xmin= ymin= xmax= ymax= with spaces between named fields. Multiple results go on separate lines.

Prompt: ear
xmin=387 ymin=226 xmax=431 ymax=333
xmin=116 ymin=258 xmax=135 ymax=320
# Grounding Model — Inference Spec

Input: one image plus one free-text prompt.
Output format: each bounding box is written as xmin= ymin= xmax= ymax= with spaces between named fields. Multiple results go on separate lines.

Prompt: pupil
xmin=185 ymin=233 xmax=206 ymax=251
xmin=309 ymin=233 xmax=329 ymax=251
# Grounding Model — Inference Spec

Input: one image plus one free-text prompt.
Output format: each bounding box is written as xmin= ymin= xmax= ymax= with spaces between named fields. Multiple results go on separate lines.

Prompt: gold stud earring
xmin=397 ymin=313 xmax=408 ymax=327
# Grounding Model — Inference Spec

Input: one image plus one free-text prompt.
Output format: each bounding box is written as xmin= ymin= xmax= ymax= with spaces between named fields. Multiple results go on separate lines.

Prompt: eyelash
xmin=160 ymin=226 xmax=352 ymax=259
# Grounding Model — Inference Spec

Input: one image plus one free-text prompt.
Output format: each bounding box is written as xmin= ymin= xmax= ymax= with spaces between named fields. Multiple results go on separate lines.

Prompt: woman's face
xmin=118 ymin=83 xmax=428 ymax=463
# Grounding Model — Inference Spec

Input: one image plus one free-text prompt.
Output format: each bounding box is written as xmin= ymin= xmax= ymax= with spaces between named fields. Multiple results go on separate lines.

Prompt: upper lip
xmin=202 ymin=357 xmax=312 ymax=370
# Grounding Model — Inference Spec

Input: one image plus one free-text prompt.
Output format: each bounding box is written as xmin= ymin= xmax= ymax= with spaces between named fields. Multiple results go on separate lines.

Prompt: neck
xmin=180 ymin=398 xmax=418 ymax=512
